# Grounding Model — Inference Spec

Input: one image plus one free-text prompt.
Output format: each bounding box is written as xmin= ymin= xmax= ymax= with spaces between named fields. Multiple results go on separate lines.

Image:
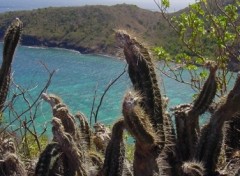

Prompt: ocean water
xmin=0 ymin=43 xmax=199 ymax=135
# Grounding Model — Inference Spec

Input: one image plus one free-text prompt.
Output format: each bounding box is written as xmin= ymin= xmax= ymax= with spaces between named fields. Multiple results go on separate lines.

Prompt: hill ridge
xmin=0 ymin=4 xmax=174 ymax=57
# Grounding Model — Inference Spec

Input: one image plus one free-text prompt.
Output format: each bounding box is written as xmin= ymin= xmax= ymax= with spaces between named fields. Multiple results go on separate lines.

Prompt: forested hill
xmin=0 ymin=4 xmax=177 ymax=57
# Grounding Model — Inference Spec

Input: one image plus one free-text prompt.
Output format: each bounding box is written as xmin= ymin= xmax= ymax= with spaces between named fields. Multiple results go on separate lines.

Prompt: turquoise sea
xmin=0 ymin=43 xmax=198 ymax=135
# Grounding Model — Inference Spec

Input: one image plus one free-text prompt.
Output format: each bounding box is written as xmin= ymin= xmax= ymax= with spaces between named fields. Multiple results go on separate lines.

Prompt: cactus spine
xmin=181 ymin=161 xmax=205 ymax=176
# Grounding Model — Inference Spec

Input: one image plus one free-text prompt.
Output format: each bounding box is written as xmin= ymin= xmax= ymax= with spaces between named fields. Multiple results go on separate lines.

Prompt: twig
xmin=154 ymin=0 xmax=205 ymax=60
xmin=94 ymin=65 xmax=127 ymax=123
xmin=90 ymin=83 xmax=98 ymax=126
xmin=0 ymin=63 xmax=55 ymax=134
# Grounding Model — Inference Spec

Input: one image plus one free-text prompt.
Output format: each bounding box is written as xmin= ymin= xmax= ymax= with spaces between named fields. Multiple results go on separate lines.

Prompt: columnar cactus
xmin=173 ymin=63 xmax=217 ymax=161
xmin=114 ymin=30 xmax=240 ymax=176
xmin=52 ymin=117 xmax=87 ymax=176
xmin=122 ymin=91 xmax=160 ymax=176
xmin=1 ymin=18 xmax=240 ymax=176
xmin=41 ymin=93 xmax=83 ymax=148
xmin=0 ymin=17 xmax=25 ymax=176
xmin=0 ymin=18 xmax=22 ymax=111
xmin=195 ymin=73 xmax=240 ymax=175
xmin=99 ymin=119 xmax=125 ymax=176
xmin=35 ymin=143 xmax=65 ymax=176
xmin=0 ymin=138 xmax=27 ymax=176
xmin=115 ymin=30 xmax=178 ymax=175
xmin=122 ymin=91 xmax=158 ymax=146
xmin=38 ymin=93 xmax=94 ymax=176
xmin=75 ymin=112 xmax=92 ymax=149
xmin=115 ymin=30 xmax=165 ymax=137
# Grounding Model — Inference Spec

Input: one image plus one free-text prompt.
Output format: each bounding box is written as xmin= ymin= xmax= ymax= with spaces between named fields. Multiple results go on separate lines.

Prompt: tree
xmin=154 ymin=0 xmax=240 ymax=96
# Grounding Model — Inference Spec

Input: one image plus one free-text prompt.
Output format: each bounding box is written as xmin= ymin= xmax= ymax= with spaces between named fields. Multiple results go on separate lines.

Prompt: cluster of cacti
xmin=0 ymin=18 xmax=26 ymax=176
xmin=114 ymin=30 xmax=240 ymax=176
xmin=0 ymin=137 xmax=27 ymax=176
xmin=1 ymin=19 xmax=240 ymax=176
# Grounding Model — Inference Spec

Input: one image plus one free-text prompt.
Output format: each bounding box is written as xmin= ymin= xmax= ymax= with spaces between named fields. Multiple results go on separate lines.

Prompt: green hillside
xmin=0 ymin=4 xmax=179 ymax=56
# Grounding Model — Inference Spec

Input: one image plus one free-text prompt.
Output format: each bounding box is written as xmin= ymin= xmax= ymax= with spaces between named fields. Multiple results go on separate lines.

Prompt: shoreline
xmin=0 ymin=40 xmax=124 ymax=60
xmin=24 ymin=44 xmax=125 ymax=60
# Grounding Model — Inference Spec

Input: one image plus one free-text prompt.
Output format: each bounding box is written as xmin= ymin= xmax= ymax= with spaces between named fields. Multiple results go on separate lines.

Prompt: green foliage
xmin=125 ymin=143 xmax=134 ymax=162
xmin=153 ymin=47 xmax=170 ymax=61
xmin=155 ymin=0 xmax=240 ymax=94
xmin=124 ymin=131 xmax=135 ymax=162
xmin=161 ymin=0 xmax=170 ymax=8
xmin=0 ymin=113 xmax=3 ymax=124
xmin=20 ymin=133 xmax=48 ymax=159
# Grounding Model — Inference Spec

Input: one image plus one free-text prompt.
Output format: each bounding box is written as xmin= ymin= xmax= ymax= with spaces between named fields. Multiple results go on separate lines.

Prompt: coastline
xmin=0 ymin=40 xmax=125 ymax=60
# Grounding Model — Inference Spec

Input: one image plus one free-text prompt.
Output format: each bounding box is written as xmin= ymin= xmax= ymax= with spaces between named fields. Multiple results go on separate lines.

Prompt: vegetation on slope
xmin=0 ymin=4 xmax=180 ymax=56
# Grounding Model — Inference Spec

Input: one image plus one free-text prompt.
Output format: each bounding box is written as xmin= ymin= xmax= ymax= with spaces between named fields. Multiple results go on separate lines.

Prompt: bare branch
xmin=94 ymin=65 xmax=127 ymax=123
xmin=0 ymin=63 xmax=56 ymax=134
xmin=90 ymin=83 xmax=98 ymax=126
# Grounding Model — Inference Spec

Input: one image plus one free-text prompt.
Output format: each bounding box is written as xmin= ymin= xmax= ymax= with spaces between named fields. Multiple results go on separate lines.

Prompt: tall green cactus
xmin=35 ymin=143 xmax=68 ymax=176
xmin=75 ymin=112 xmax=92 ymax=149
xmin=99 ymin=119 xmax=125 ymax=176
xmin=52 ymin=117 xmax=87 ymax=176
xmin=116 ymin=30 xmax=178 ymax=175
xmin=114 ymin=29 xmax=240 ymax=176
xmin=0 ymin=137 xmax=27 ymax=176
xmin=39 ymin=93 xmax=94 ymax=176
xmin=115 ymin=30 xmax=164 ymax=135
xmin=122 ymin=91 xmax=160 ymax=176
xmin=195 ymin=73 xmax=240 ymax=175
xmin=42 ymin=93 xmax=84 ymax=147
xmin=122 ymin=91 xmax=158 ymax=146
xmin=174 ymin=63 xmax=217 ymax=161
xmin=0 ymin=18 xmax=22 ymax=111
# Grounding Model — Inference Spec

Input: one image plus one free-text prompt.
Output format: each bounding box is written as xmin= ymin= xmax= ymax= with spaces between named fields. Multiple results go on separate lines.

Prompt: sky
xmin=0 ymin=0 xmax=196 ymax=12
